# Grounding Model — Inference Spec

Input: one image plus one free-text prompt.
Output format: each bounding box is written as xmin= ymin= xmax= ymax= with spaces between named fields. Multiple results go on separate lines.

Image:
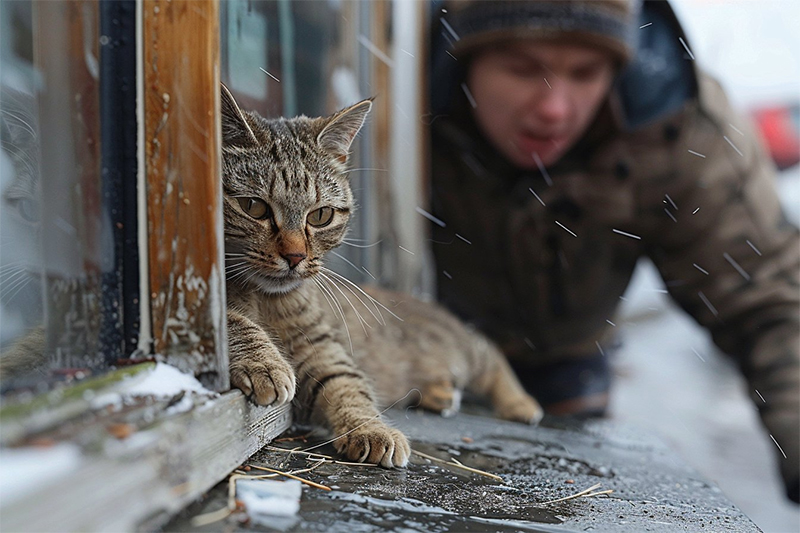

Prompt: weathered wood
xmin=142 ymin=0 xmax=227 ymax=389
xmin=0 ymin=391 xmax=291 ymax=532
xmin=0 ymin=362 xmax=156 ymax=445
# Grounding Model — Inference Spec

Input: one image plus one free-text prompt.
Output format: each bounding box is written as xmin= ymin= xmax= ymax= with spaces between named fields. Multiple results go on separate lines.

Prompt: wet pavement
xmin=166 ymin=409 xmax=760 ymax=532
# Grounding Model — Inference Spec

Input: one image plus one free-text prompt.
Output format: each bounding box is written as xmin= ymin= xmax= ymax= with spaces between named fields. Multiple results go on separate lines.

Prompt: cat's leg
xmin=292 ymin=332 xmax=410 ymax=468
xmin=470 ymin=344 xmax=544 ymax=424
xmin=228 ymin=308 xmax=296 ymax=406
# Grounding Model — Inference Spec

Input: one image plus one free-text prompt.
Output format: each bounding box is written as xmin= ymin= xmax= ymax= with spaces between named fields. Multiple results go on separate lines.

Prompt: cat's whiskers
xmin=1 ymin=271 xmax=33 ymax=303
xmin=224 ymin=259 xmax=248 ymax=270
xmin=228 ymin=267 xmax=258 ymax=285
xmin=225 ymin=263 xmax=254 ymax=283
xmin=0 ymin=266 xmax=29 ymax=287
xmin=328 ymin=250 xmax=364 ymax=276
xmin=319 ymin=267 xmax=384 ymax=326
xmin=310 ymin=276 xmax=339 ymax=322
xmin=311 ymin=276 xmax=354 ymax=357
xmin=0 ymin=260 xmax=31 ymax=273
xmin=339 ymin=167 xmax=388 ymax=176
xmin=340 ymin=239 xmax=383 ymax=249
xmin=317 ymin=271 xmax=372 ymax=334
xmin=321 ymin=267 xmax=403 ymax=323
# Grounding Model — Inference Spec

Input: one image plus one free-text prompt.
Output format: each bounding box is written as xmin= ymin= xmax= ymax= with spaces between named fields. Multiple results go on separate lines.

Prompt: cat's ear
xmin=317 ymin=99 xmax=373 ymax=164
xmin=220 ymin=83 xmax=259 ymax=148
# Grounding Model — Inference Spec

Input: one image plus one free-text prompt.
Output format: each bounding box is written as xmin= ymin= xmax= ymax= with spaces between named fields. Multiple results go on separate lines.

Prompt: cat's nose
xmin=281 ymin=252 xmax=307 ymax=269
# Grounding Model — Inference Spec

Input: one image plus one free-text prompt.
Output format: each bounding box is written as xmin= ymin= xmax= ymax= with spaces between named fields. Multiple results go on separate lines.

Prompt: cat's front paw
xmin=334 ymin=422 xmax=410 ymax=468
xmin=230 ymin=356 xmax=296 ymax=407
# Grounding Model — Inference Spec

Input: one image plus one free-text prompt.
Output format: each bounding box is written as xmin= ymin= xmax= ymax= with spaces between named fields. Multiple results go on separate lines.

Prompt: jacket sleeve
xmin=644 ymin=76 xmax=799 ymax=502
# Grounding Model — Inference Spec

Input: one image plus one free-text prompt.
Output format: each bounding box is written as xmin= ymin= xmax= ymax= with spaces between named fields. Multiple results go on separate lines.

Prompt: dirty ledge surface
xmin=166 ymin=409 xmax=760 ymax=532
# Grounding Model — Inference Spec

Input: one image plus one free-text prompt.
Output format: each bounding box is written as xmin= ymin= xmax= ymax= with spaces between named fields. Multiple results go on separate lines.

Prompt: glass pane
xmin=1 ymin=0 xmax=138 ymax=391
xmin=0 ymin=0 xmax=45 ymax=385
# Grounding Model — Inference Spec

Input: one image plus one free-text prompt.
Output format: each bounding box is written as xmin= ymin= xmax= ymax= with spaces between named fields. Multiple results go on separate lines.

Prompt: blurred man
xmin=428 ymin=0 xmax=799 ymax=502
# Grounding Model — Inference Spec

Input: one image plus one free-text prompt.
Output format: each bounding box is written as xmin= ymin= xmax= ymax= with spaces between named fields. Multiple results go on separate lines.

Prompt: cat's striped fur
xmin=221 ymin=85 xmax=542 ymax=468
xmin=222 ymin=85 xmax=410 ymax=467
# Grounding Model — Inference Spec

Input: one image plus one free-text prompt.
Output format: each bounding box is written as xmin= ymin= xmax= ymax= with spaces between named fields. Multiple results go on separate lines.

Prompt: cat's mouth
xmin=251 ymin=272 xmax=304 ymax=295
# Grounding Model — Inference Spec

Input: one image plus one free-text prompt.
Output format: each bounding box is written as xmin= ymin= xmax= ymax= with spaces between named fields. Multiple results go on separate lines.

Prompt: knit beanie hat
xmin=441 ymin=0 xmax=638 ymax=64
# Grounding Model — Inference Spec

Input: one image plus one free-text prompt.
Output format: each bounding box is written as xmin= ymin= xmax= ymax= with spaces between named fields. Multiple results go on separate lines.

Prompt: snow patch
xmin=90 ymin=363 xmax=216 ymax=413
xmin=0 ymin=444 xmax=82 ymax=506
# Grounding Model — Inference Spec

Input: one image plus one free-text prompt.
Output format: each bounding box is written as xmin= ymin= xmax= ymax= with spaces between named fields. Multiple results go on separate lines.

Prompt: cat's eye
xmin=236 ymin=197 xmax=271 ymax=220
xmin=307 ymin=207 xmax=334 ymax=227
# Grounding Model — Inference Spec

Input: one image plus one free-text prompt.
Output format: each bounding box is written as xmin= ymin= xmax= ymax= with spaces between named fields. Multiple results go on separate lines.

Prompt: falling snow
xmin=259 ymin=67 xmax=280 ymax=83
xmin=723 ymin=135 xmax=744 ymax=157
xmin=723 ymin=252 xmax=751 ymax=281
xmin=698 ymin=291 xmax=719 ymax=317
xmin=769 ymin=434 xmax=787 ymax=459
xmin=679 ymin=36 xmax=695 ymax=60
xmin=461 ymin=83 xmax=477 ymax=108
xmin=529 ymin=188 xmax=546 ymax=206
xmin=612 ymin=229 xmax=642 ymax=240
xmin=746 ymin=240 xmax=762 ymax=256
xmin=358 ymin=35 xmax=394 ymax=68
xmin=555 ymin=221 xmax=577 ymax=237
xmin=415 ymin=206 xmax=446 ymax=227
xmin=532 ymin=152 xmax=553 ymax=186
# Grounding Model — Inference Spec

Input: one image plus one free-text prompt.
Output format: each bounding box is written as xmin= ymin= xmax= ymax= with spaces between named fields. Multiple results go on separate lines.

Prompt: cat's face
xmin=220 ymin=85 xmax=371 ymax=294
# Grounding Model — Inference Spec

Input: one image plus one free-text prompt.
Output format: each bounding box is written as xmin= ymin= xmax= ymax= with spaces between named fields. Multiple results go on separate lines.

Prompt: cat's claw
xmin=230 ymin=359 xmax=296 ymax=407
xmin=334 ymin=423 xmax=410 ymax=468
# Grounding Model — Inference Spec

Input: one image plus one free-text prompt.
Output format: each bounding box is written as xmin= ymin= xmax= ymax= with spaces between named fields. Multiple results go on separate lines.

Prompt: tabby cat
xmin=221 ymin=85 xmax=542 ymax=468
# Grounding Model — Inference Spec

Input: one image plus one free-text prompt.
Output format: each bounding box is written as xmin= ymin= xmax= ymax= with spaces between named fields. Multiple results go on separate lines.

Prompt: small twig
xmin=190 ymin=505 xmax=232 ymax=527
xmin=583 ymin=489 xmax=614 ymax=498
xmin=189 ymin=473 xmax=244 ymax=526
xmin=247 ymin=464 xmax=331 ymax=491
xmin=266 ymin=445 xmax=333 ymax=460
xmin=539 ymin=482 xmax=604 ymax=505
xmin=304 ymin=457 xmax=379 ymax=467
xmin=274 ymin=432 xmax=313 ymax=443
xmin=412 ymin=449 xmax=504 ymax=482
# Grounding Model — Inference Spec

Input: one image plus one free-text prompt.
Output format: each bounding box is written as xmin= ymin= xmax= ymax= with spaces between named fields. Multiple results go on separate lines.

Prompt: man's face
xmin=466 ymin=40 xmax=616 ymax=169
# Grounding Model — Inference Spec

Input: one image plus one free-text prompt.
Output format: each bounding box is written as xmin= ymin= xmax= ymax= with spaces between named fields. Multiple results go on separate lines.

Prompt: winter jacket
xmin=429 ymin=0 xmax=799 ymax=501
